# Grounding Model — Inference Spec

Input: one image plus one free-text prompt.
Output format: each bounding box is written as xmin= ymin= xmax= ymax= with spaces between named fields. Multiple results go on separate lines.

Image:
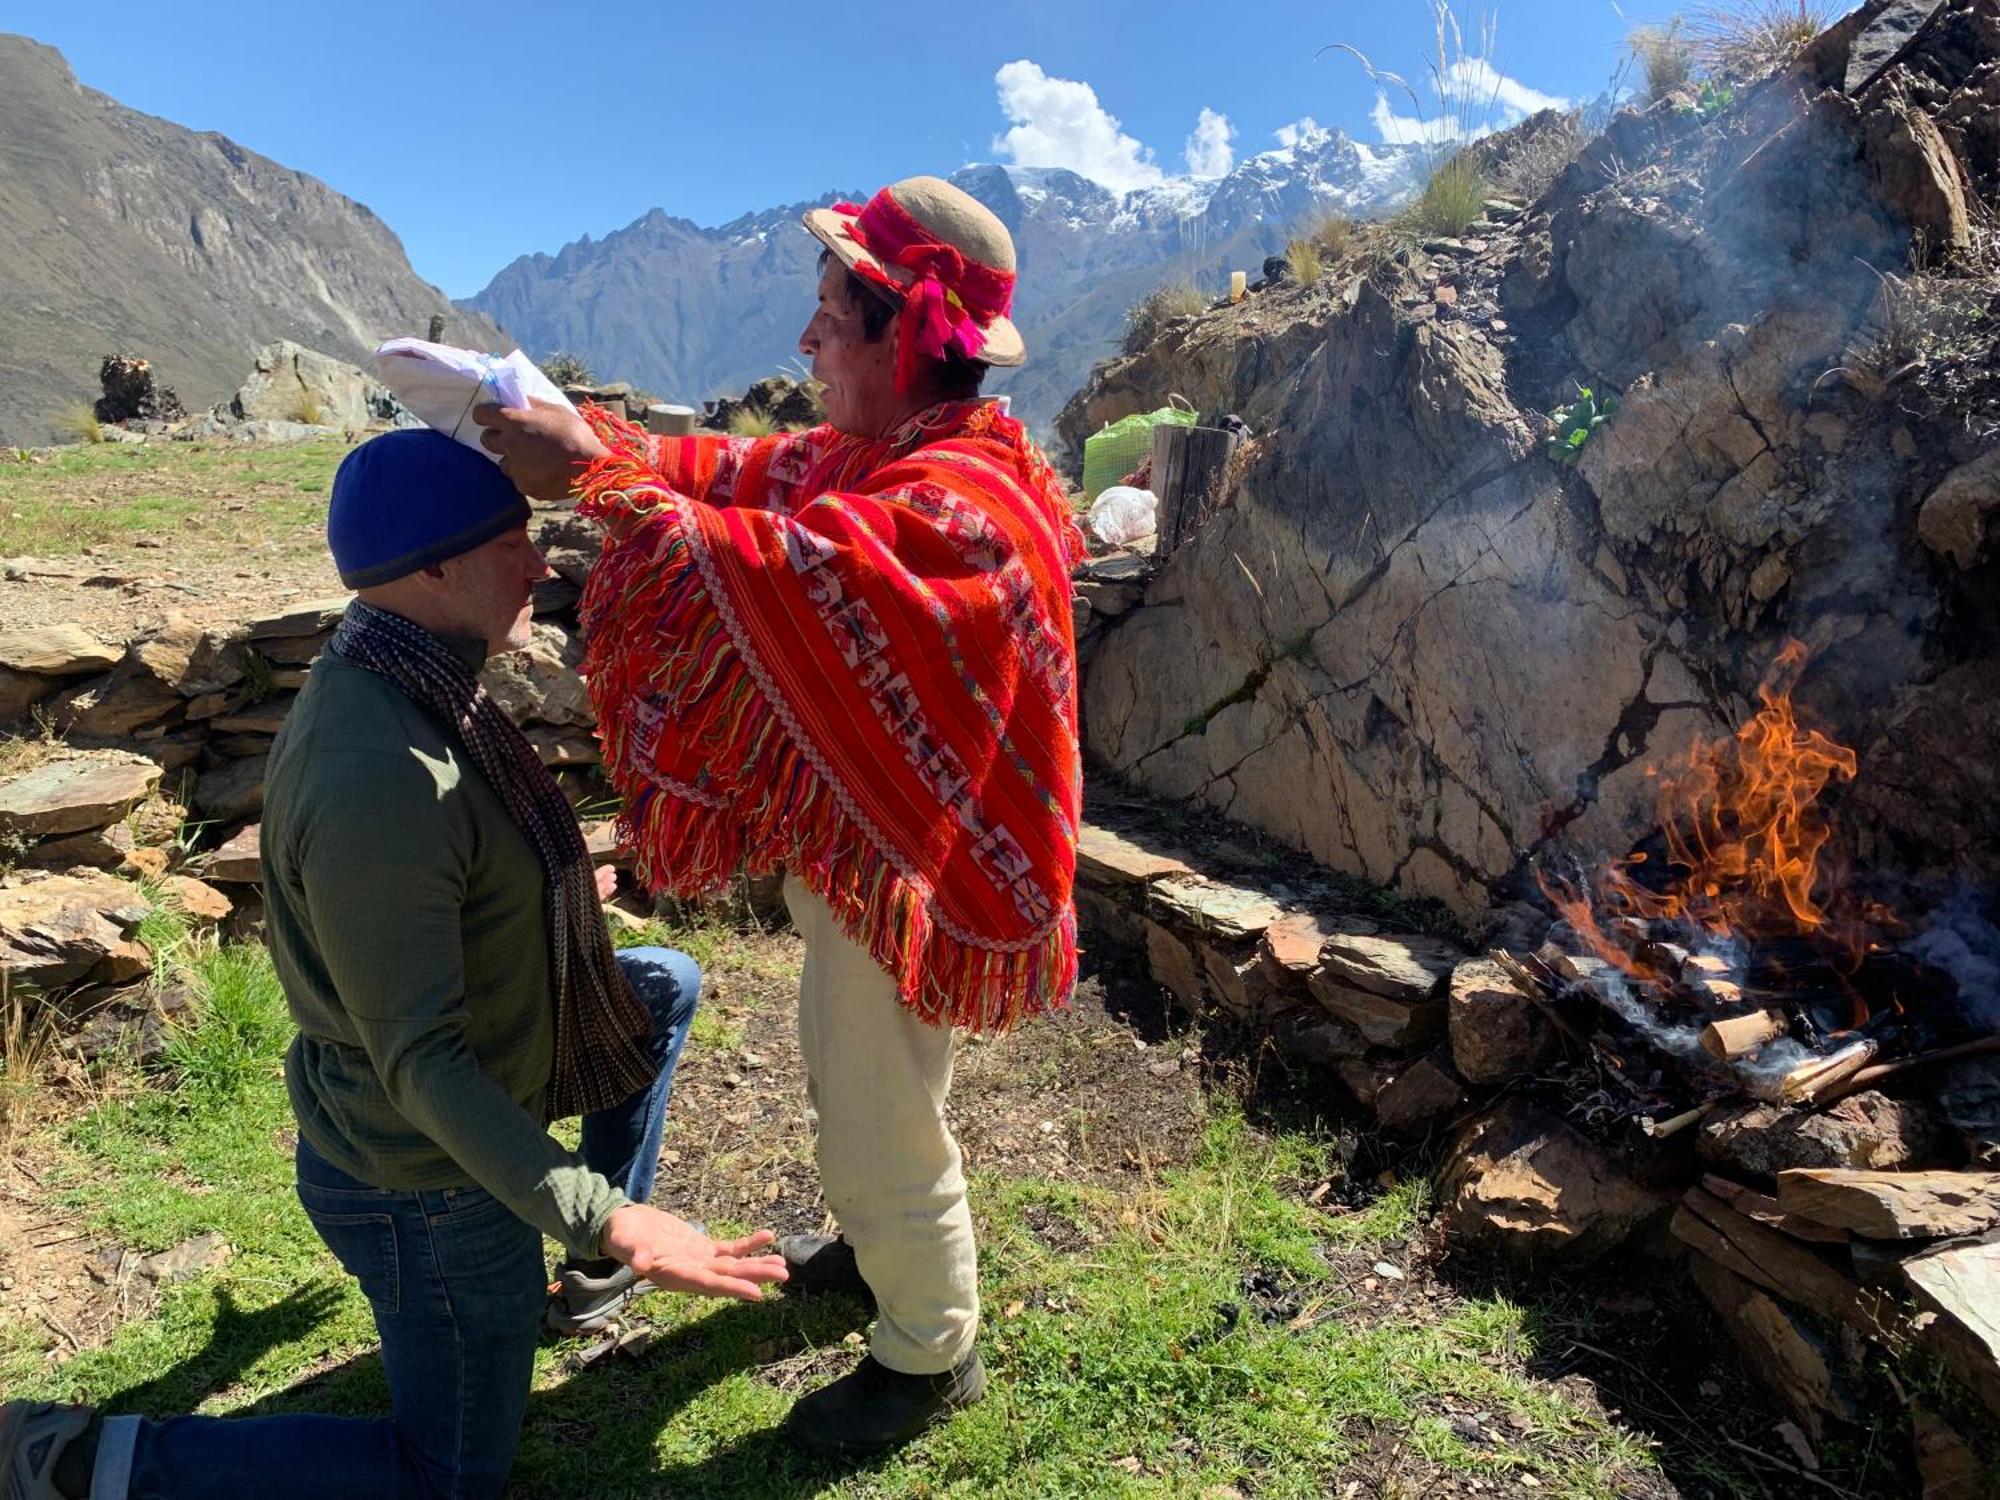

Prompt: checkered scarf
xmin=329 ymin=600 xmax=657 ymax=1118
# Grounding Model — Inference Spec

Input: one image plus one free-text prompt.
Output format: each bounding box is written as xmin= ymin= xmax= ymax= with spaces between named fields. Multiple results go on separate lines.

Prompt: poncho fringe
xmin=575 ymin=425 xmax=1077 ymax=1034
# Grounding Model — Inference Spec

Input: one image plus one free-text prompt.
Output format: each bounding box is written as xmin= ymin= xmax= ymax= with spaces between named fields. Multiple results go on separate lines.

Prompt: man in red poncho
xmin=476 ymin=175 xmax=1082 ymax=1454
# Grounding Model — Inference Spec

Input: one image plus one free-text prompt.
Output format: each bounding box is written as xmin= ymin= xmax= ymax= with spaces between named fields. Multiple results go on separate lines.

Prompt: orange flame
xmin=1541 ymin=640 xmax=1860 ymax=981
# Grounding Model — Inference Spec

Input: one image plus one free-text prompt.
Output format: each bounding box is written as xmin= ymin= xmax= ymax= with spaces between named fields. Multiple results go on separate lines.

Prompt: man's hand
xmin=472 ymin=399 xmax=609 ymax=501
xmin=594 ymin=864 xmax=618 ymax=903
xmin=599 ymin=1204 xmax=788 ymax=1301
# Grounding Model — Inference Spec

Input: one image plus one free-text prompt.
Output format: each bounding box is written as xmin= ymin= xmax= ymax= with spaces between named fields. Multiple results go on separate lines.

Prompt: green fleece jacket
xmin=261 ymin=637 xmax=625 ymax=1260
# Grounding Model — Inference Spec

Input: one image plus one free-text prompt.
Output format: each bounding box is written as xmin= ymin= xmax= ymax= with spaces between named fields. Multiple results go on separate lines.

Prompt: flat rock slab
xmin=205 ymin=824 xmax=262 ymax=884
xmin=245 ymin=598 xmax=349 ymax=640
xmin=1777 ymin=1168 xmax=2000 ymax=1240
xmin=0 ymin=752 xmax=161 ymax=840
xmin=208 ymin=694 xmax=296 ymax=736
xmin=1074 ymin=824 xmax=1192 ymax=888
xmin=1317 ymin=931 xmax=1461 ymax=1003
xmin=1149 ymin=877 xmax=1282 ymax=942
xmin=0 ymin=624 xmax=119 ymax=676
xmin=1260 ymin=910 xmax=1377 ymax=974
xmin=1901 ymin=1239 xmax=2000 ymax=1418
xmin=0 ymin=869 xmax=143 ymax=988
xmin=1308 ymin=971 xmax=1446 ymax=1049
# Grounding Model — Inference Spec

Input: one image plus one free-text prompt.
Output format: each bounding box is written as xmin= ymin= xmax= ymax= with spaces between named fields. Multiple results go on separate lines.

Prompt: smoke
xmin=1908 ymin=888 xmax=2000 ymax=1031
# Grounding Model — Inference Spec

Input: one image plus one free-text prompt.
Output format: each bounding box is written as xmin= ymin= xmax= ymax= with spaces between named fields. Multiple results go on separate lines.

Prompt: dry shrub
xmin=1496 ymin=113 xmax=1585 ymax=202
xmin=1833 ymin=232 xmax=2000 ymax=419
xmin=1124 ymin=282 xmax=1208 ymax=354
xmin=539 ymin=351 xmax=594 ymax=386
xmin=288 ymin=388 xmax=325 ymax=426
xmin=1690 ymin=1 xmax=1833 ymax=81
xmin=1632 ymin=20 xmax=1696 ymax=102
xmin=0 ymin=987 xmax=59 ymax=1150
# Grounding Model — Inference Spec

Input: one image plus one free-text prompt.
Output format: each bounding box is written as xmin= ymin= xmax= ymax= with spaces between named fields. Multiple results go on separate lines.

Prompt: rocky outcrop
xmin=1068 ymin=0 xmax=2000 ymax=915
xmin=223 ymin=340 xmax=403 ymax=429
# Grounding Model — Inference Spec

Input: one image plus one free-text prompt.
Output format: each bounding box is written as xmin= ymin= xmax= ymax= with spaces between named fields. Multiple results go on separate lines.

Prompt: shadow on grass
xmin=97 ymin=1287 xmax=888 ymax=1500
xmin=95 ymin=1281 xmax=350 ymax=1416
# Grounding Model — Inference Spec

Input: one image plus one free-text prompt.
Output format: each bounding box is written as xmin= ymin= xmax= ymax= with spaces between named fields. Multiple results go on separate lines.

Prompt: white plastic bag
xmin=372 ymin=339 xmax=577 ymax=461
xmin=1086 ymin=485 xmax=1158 ymax=546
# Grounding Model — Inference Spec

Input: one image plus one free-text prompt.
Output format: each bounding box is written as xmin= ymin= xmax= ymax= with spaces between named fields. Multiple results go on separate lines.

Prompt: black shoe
xmin=778 ymin=1233 xmax=872 ymax=1299
xmin=782 ymin=1351 xmax=987 ymax=1456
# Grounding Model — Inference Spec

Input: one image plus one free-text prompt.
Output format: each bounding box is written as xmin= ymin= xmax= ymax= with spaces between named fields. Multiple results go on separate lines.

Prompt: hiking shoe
xmin=782 ymin=1351 xmax=987 ymax=1456
xmin=778 ymin=1233 xmax=872 ymax=1299
xmin=545 ymin=1218 xmax=706 ymax=1335
xmin=0 ymin=1401 xmax=91 ymax=1500
xmin=545 ymin=1259 xmax=653 ymax=1336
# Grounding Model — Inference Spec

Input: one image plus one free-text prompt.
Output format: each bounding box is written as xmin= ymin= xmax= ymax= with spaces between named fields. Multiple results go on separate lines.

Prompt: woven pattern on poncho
xmin=575 ymin=400 xmax=1084 ymax=1032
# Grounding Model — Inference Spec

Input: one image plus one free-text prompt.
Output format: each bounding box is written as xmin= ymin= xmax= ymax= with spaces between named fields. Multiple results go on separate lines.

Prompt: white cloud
xmin=1274 ymin=116 xmax=1328 ymax=150
xmin=1367 ymin=59 xmax=1568 ymax=148
xmin=992 ymin=59 xmax=1165 ymax=193
xmin=1184 ymin=107 xmax=1235 ymax=178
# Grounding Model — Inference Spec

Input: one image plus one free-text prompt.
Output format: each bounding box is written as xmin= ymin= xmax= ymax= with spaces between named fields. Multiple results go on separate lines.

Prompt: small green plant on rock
xmin=1548 ymin=384 xmax=1619 ymax=465
xmin=1677 ymin=79 xmax=1738 ymax=121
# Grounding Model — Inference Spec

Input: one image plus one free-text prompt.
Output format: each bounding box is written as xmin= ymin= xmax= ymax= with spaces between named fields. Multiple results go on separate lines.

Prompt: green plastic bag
xmin=1081 ymin=397 xmax=1196 ymax=500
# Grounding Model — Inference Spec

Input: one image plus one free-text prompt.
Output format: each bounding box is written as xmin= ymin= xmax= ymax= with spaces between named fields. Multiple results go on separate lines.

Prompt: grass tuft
xmin=537 ymin=351 xmax=593 ymax=387
xmin=56 ymin=402 xmax=104 ymax=445
xmin=0 ymin=986 xmax=61 ymax=1150
xmin=1124 ymin=281 xmax=1209 ymax=353
xmin=1632 ymin=19 xmax=1696 ymax=103
xmin=726 ymin=405 xmax=779 ymax=438
xmin=287 ymin=388 xmax=325 ymax=427
xmin=1690 ymin=1 xmax=1832 ymax=82
xmin=1399 ymin=153 xmax=1490 ymax=240
xmin=1285 ymin=237 xmax=1325 ymax=286
xmin=161 ymin=944 xmax=292 ymax=1103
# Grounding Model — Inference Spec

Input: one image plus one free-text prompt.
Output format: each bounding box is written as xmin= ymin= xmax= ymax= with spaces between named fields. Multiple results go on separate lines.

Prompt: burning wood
xmin=1699 ymin=1008 xmax=1788 ymax=1061
xmin=1766 ymin=1038 xmax=1878 ymax=1106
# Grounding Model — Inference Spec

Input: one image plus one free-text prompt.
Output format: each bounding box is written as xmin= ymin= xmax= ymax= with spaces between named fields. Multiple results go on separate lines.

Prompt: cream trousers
xmin=785 ymin=876 xmax=979 ymax=1374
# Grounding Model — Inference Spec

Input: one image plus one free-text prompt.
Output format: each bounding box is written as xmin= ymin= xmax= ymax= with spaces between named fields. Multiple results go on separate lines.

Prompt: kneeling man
xmin=1 ymin=432 xmax=785 ymax=1500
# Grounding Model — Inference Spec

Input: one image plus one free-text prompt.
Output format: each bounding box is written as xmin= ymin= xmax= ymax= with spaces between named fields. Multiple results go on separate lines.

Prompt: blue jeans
xmin=94 ymin=947 xmax=700 ymax=1500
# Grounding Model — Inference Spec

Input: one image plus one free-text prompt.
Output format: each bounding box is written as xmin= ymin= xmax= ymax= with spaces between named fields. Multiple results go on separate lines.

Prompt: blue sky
xmin=5 ymin=1 xmax=1671 ymax=298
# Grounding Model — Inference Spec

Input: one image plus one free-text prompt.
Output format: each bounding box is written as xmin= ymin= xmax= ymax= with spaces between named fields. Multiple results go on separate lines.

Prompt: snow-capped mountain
xmin=460 ymin=127 xmax=1419 ymax=437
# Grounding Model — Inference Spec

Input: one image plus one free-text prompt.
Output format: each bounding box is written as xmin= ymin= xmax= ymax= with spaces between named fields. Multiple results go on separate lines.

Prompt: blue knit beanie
xmin=328 ymin=430 xmax=533 ymax=589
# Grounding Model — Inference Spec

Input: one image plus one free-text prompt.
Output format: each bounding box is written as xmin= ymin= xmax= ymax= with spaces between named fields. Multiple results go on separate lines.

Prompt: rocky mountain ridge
xmin=460 ymin=127 xmax=1421 ymax=435
xmin=0 ymin=34 xmax=504 ymax=446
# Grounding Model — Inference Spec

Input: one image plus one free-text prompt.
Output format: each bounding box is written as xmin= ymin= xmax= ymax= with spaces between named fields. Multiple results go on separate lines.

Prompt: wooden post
xmin=1151 ymin=422 xmax=1240 ymax=557
xmin=426 ymin=313 xmax=447 ymax=343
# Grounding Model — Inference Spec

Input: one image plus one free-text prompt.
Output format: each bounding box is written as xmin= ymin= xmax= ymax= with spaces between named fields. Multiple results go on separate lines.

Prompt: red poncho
xmin=575 ymin=400 xmax=1084 ymax=1031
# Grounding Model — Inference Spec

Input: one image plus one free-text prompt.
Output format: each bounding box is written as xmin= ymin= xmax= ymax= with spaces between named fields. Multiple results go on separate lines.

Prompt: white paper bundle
xmin=372 ymin=339 xmax=577 ymax=460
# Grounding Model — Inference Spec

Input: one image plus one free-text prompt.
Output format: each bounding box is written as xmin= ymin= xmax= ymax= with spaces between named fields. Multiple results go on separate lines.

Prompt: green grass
xmin=0 ymin=437 xmax=349 ymax=558
xmin=1397 ymin=154 xmax=1491 ymax=242
xmin=0 ymin=935 xmax=1661 ymax=1496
